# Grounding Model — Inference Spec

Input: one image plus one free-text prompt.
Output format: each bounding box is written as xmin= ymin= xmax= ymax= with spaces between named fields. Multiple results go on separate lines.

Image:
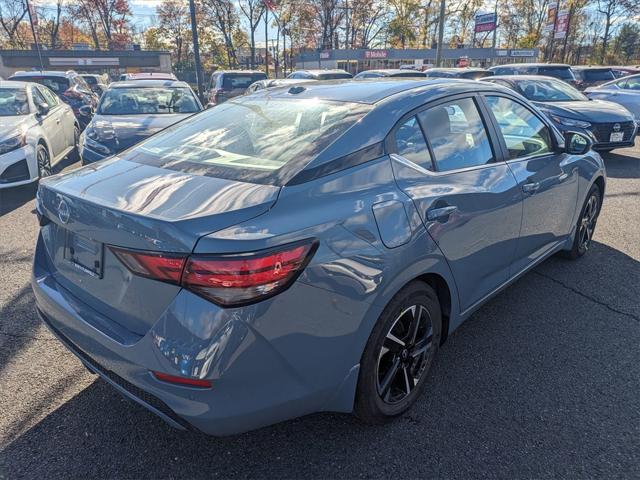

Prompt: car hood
xmin=89 ymin=113 xmax=193 ymax=154
xmin=0 ymin=115 xmax=32 ymax=140
xmin=534 ymin=99 xmax=634 ymax=122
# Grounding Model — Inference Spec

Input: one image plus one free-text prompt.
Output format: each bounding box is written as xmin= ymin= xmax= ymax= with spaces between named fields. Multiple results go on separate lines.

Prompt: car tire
xmin=354 ymin=281 xmax=441 ymax=424
xmin=562 ymin=184 xmax=601 ymax=260
xmin=36 ymin=143 xmax=52 ymax=178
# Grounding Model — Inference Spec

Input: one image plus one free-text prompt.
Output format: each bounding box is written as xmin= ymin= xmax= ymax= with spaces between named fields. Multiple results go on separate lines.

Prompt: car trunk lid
xmin=37 ymin=158 xmax=280 ymax=335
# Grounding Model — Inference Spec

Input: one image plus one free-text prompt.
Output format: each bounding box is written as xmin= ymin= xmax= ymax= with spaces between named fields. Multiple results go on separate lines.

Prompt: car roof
xmin=296 ymin=69 xmax=350 ymax=74
xmin=0 ymin=80 xmax=29 ymax=89
xmin=491 ymin=63 xmax=570 ymax=69
xmin=216 ymin=70 xmax=265 ymax=75
xmin=249 ymin=78 xmax=491 ymax=104
xmin=11 ymin=70 xmax=75 ymax=77
xmin=428 ymin=67 xmax=488 ymax=72
xmin=571 ymin=66 xmax=612 ymax=70
xmin=361 ymin=69 xmax=425 ymax=75
xmin=110 ymin=80 xmax=191 ymax=88
xmin=488 ymin=75 xmax=563 ymax=82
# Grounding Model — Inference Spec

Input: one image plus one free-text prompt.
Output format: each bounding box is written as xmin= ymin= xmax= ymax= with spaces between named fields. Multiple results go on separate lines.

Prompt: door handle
xmin=426 ymin=205 xmax=458 ymax=222
xmin=522 ymin=182 xmax=540 ymax=194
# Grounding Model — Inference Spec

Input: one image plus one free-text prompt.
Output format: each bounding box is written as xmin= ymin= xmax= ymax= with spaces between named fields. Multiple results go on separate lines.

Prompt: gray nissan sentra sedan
xmin=32 ymin=79 xmax=606 ymax=436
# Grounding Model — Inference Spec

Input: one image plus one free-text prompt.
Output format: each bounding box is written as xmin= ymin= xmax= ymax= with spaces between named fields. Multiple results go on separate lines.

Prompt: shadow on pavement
xmin=0 ymin=156 xmax=80 ymax=218
xmin=602 ymin=147 xmax=640 ymax=180
xmin=1 ymin=243 xmax=638 ymax=478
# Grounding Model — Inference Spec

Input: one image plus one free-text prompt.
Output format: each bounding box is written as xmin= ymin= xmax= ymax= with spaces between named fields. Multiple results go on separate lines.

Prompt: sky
xmin=34 ymin=0 xmax=274 ymax=45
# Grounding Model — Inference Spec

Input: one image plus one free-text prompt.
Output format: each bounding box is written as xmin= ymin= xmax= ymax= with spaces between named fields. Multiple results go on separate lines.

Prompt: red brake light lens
xmin=110 ymin=248 xmax=186 ymax=284
xmin=110 ymin=240 xmax=317 ymax=307
xmin=182 ymin=241 xmax=317 ymax=307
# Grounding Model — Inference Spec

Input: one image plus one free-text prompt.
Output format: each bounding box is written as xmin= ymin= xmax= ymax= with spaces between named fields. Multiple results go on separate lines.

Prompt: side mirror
xmin=565 ymin=131 xmax=592 ymax=155
xmin=36 ymin=102 xmax=49 ymax=116
xmin=78 ymin=105 xmax=93 ymax=117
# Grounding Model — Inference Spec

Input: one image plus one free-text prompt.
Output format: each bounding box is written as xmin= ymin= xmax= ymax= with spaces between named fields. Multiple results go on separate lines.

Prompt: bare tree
xmin=597 ymin=0 xmax=639 ymax=63
xmin=238 ymin=0 xmax=264 ymax=68
xmin=201 ymin=0 xmax=240 ymax=67
xmin=157 ymin=0 xmax=190 ymax=64
xmin=0 ymin=0 xmax=28 ymax=48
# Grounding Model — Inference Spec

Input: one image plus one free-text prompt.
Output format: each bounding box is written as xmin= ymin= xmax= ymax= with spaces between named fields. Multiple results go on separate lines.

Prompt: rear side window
xmin=419 ymin=97 xmax=494 ymax=172
xmin=485 ymin=96 xmax=552 ymax=159
xmin=583 ymin=69 xmax=615 ymax=81
xmin=394 ymin=116 xmax=433 ymax=170
xmin=15 ymin=75 xmax=69 ymax=93
xmin=222 ymin=74 xmax=267 ymax=89
xmin=537 ymin=67 xmax=575 ymax=81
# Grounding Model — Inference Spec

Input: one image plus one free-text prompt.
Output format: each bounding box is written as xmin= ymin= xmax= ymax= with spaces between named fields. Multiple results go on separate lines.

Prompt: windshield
xmin=0 ymin=88 xmax=29 ymax=116
xmin=222 ymin=74 xmax=267 ymax=90
xmin=537 ymin=67 xmax=576 ymax=81
xmin=517 ymin=79 xmax=587 ymax=102
xmin=583 ymin=69 xmax=615 ymax=81
xmin=125 ymin=97 xmax=371 ymax=182
xmin=98 ymin=87 xmax=200 ymax=115
xmin=15 ymin=75 xmax=69 ymax=93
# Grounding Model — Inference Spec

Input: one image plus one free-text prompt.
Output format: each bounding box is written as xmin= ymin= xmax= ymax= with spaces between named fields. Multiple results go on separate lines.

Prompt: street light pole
xmin=188 ymin=0 xmax=204 ymax=102
xmin=25 ymin=0 xmax=44 ymax=71
xmin=435 ymin=0 xmax=446 ymax=67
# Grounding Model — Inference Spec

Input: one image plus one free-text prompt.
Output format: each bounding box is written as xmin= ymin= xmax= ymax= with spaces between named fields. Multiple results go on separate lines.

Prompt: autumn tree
xmin=596 ymin=0 xmax=640 ymax=63
xmin=201 ymin=0 xmax=241 ymax=68
xmin=0 ymin=0 xmax=28 ymax=48
xmin=156 ymin=0 xmax=190 ymax=65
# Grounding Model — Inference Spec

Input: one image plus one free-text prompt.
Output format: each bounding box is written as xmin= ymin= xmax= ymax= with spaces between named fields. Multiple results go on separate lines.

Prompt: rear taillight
xmin=110 ymin=248 xmax=186 ymax=284
xmin=109 ymin=240 xmax=317 ymax=307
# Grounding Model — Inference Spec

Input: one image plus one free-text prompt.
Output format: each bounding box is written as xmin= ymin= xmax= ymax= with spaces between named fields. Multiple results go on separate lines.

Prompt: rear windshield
xmin=516 ymin=78 xmax=587 ymax=102
xmin=98 ymin=87 xmax=200 ymax=114
xmin=583 ymin=69 xmax=615 ymax=81
xmin=82 ymin=75 xmax=97 ymax=85
xmin=537 ymin=67 xmax=575 ymax=81
xmin=14 ymin=75 xmax=69 ymax=93
xmin=222 ymin=74 xmax=267 ymax=89
xmin=460 ymin=71 xmax=493 ymax=79
xmin=316 ymin=73 xmax=353 ymax=80
xmin=123 ymin=97 xmax=371 ymax=184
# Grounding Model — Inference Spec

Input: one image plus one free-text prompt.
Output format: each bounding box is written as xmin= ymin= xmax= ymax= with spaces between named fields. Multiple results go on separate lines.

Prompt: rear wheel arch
xmin=416 ymin=272 xmax=452 ymax=344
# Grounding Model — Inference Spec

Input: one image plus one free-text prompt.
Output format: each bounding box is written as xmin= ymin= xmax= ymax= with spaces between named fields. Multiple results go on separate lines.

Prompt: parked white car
xmin=0 ymin=80 xmax=78 ymax=188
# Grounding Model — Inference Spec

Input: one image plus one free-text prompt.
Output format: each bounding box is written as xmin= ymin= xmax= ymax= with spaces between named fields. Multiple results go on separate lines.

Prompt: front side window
xmin=485 ymin=95 xmax=552 ymax=159
xmin=98 ymin=87 xmax=200 ymax=115
xmin=31 ymin=86 xmax=48 ymax=107
xmin=38 ymin=86 xmax=59 ymax=107
xmin=0 ymin=88 xmax=29 ymax=116
xmin=394 ymin=116 xmax=433 ymax=170
xmin=125 ymin=98 xmax=371 ymax=179
xmin=419 ymin=97 xmax=494 ymax=171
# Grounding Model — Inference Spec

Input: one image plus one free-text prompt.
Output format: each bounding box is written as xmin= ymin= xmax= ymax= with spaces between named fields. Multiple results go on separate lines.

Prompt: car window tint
xmin=38 ymin=86 xmax=59 ymax=107
xmin=419 ymin=97 xmax=494 ymax=171
xmin=31 ymin=86 xmax=48 ymax=107
xmin=485 ymin=96 xmax=552 ymax=159
xmin=394 ymin=116 xmax=433 ymax=170
xmin=624 ymin=77 xmax=640 ymax=90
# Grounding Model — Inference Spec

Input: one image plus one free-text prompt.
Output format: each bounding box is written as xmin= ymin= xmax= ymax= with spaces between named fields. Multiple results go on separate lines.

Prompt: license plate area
xmin=64 ymin=231 xmax=104 ymax=278
xmin=610 ymin=132 xmax=624 ymax=142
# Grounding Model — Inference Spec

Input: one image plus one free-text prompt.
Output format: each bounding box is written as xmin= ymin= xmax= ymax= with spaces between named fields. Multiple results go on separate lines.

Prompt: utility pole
xmin=265 ymin=8 xmax=269 ymax=76
xmin=435 ymin=0 xmax=446 ymax=67
xmin=491 ymin=0 xmax=499 ymax=66
xmin=25 ymin=0 xmax=44 ymax=71
xmin=188 ymin=0 xmax=204 ymax=102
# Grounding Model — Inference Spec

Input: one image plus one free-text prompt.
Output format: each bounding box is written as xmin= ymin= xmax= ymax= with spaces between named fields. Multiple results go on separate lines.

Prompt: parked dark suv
xmin=571 ymin=66 xmax=616 ymax=90
xmin=489 ymin=63 xmax=578 ymax=87
xmin=206 ymin=70 xmax=267 ymax=107
xmin=10 ymin=70 xmax=99 ymax=129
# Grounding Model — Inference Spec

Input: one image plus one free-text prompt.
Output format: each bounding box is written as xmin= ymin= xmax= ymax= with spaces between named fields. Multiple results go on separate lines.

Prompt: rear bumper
xmin=32 ymin=233 xmax=367 ymax=435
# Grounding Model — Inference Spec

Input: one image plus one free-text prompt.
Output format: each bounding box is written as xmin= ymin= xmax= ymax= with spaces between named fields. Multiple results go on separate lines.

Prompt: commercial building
xmin=0 ymin=49 xmax=172 ymax=79
xmin=293 ymin=48 xmax=540 ymax=73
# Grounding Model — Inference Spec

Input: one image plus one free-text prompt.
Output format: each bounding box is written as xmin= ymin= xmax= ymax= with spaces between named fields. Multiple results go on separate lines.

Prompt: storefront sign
xmin=510 ymin=49 xmax=536 ymax=57
xmin=474 ymin=13 xmax=497 ymax=33
xmin=364 ymin=50 xmax=388 ymax=59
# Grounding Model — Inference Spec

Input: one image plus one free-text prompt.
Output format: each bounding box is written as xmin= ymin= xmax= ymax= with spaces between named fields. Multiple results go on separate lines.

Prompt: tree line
xmin=0 ymin=0 xmax=638 ymax=72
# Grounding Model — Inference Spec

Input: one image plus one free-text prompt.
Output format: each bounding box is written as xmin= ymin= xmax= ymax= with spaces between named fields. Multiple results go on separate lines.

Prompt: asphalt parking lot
xmin=1 ymin=143 xmax=639 ymax=479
